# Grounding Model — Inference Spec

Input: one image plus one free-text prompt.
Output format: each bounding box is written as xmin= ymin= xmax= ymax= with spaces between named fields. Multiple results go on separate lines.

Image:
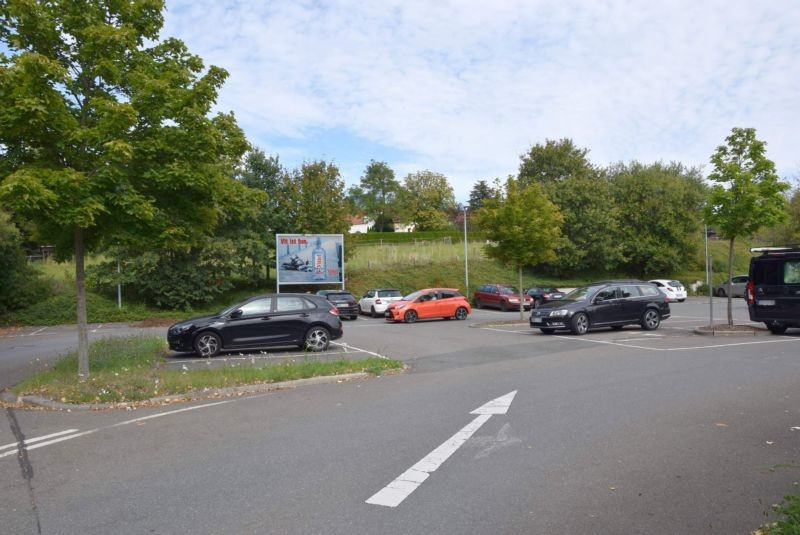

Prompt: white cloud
xmin=162 ymin=0 xmax=800 ymax=198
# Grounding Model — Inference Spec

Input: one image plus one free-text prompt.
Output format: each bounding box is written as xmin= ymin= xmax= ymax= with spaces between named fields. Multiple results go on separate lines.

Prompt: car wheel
xmin=455 ymin=307 xmax=468 ymax=320
xmin=370 ymin=306 xmax=378 ymax=318
xmin=767 ymin=322 xmax=788 ymax=334
xmin=304 ymin=326 xmax=330 ymax=351
xmin=540 ymin=328 xmax=556 ymax=334
xmin=716 ymin=288 xmax=726 ymax=297
xmin=678 ymin=299 xmax=686 ymax=303
xmin=350 ymin=315 xmax=358 ymax=321
xmin=404 ymin=310 xmax=418 ymax=324
xmin=641 ymin=309 xmax=661 ymax=330
xmin=533 ymin=298 xmax=541 ymax=309
xmin=357 ymin=304 xmax=363 ymax=315
xmin=570 ymin=312 xmax=589 ymax=335
xmin=194 ymin=331 xmax=221 ymax=358
xmin=500 ymin=301 xmax=507 ymax=312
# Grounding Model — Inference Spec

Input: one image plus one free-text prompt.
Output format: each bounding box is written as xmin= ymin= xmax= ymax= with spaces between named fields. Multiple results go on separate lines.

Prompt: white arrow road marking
xmin=366 ymin=390 xmax=517 ymax=508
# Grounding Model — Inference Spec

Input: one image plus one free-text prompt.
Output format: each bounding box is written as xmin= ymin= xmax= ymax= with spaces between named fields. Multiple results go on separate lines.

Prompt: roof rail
xmin=750 ymin=245 xmax=800 ymax=253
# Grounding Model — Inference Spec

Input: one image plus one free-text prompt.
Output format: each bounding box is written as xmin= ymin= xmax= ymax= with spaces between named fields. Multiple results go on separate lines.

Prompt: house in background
xmin=348 ymin=215 xmax=415 ymax=234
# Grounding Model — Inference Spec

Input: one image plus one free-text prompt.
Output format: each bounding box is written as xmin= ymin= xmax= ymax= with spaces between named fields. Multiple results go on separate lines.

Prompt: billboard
xmin=276 ymin=234 xmax=344 ymax=286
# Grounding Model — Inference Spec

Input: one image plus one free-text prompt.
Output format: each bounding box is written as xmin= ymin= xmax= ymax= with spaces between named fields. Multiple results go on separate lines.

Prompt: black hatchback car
xmin=168 ymin=293 xmax=343 ymax=357
xmin=529 ymin=280 xmax=670 ymax=335
xmin=317 ymin=290 xmax=359 ymax=320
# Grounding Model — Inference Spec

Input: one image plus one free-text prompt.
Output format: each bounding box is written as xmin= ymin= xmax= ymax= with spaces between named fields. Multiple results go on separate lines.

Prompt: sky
xmin=160 ymin=0 xmax=800 ymax=202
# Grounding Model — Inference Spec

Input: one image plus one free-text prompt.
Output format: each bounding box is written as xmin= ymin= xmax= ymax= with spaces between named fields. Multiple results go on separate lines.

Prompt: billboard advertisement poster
xmin=276 ymin=234 xmax=344 ymax=286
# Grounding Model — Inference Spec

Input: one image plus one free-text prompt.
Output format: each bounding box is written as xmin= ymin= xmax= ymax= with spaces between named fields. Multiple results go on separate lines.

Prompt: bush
xmin=0 ymin=210 xmax=51 ymax=315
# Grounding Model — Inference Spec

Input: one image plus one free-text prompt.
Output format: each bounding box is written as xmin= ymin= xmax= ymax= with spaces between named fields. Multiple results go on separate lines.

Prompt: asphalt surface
xmin=2 ymin=297 xmax=799 ymax=534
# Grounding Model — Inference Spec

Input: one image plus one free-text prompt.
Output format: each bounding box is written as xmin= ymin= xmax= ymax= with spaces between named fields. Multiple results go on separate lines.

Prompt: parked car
xmin=746 ymin=246 xmax=800 ymax=334
xmin=525 ymin=285 xmax=566 ymax=308
xmin=529 ymin=280 xmax=670 ymax=335
xmin=317 ymin=290 xmax=359 ymax=320
xmin=714 ymin=275 xmax=748 ymax=297
xmin=167 ymin=293 xmax=343 ymax=357
xmin=358 ymin=288 xmax=404 ymax=317
xmin=648 ymin=279 xmax=687 ymax=302
xmin=385 ymin=288 xmax=471 ymax=323
xmin=473 ymin=284 xmax=532 ymax=311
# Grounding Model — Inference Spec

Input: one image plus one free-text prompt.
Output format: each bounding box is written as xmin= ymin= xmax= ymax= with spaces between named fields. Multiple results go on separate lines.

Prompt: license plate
xmin=758 ymin=299 xmax=776 ymax=306
xmin=532 ymin=317 xmax=543 ymax=323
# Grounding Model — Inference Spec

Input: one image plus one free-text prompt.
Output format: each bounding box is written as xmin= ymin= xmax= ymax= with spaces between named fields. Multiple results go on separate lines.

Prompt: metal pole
xmin=117 ymin=258 xmax=122 ymax=309
xmin=705 ymin=225 xmax=712 ymax=325
xmin=463 ymin=206 xmax=469 ymax=295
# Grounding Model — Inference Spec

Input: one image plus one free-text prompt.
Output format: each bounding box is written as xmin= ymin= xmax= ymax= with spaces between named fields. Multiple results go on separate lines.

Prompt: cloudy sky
xmin=161 ymin=0 xmax=800 ymax=201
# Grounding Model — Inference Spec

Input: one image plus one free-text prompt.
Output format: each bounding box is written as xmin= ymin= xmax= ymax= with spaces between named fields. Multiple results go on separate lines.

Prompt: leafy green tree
xmin=518 ymin=138 xmax=593 ymax=188
xmin=399 ymin=170 xmax=456 ymax=231
xmin=518 ymin=138 xmax=620 ymax=274
xmin=759 ymin=185 xmax=800 ymax=245
xmin=476 ymin=177 xmax=563 ymax=320
xmin=348 ymin=160 xmax=400 ymax=232
xmin=704 ymin=127 xmax=790 ymax=324
xmin=0 ymin=208 xmax=50 ymax=315
xmin=287 ymin=160 xmax=350 ymax=235
xmin=0 ymin=0 xmax=257 ymax=378
xmin=608 ymin=161 xmax=707 ymax=275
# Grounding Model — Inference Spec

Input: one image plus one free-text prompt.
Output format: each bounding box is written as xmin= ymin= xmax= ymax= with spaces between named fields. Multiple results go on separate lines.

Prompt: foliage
xmin=704 ymin=127 xmax=789 ymax=323
xmin=347 ymin=160 xmax=401 ymax=232
xmin=609 ymin=161 xmax=708 ymax=275
xmin=758 ymin=187 xmax=800 ymax=246
xmin=518 ymin=138 xmax=594 ymax=187
xmin=350 ymin=230 xmax=484 ymax=244
xmin=399 ymin=170 xmax=457 ymax=231
xmin=468 ymin=179 xmax=498 ymax=211
xmin=0 ymin=208 xmax=50 ymax=314
xmin=767 ymin=494 xmax=800 ymax=534
xmin=12 ymin=335 xmax=402 ymax=404
xmin=0 ymin=0 xmax=259 ymax=376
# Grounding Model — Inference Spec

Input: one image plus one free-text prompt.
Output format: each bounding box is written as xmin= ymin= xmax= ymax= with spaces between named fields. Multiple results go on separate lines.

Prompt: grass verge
xmin=10 ymin=335 xmax=403 ymax=405
xmin=757 ymin=495 xmax=800 ymax=534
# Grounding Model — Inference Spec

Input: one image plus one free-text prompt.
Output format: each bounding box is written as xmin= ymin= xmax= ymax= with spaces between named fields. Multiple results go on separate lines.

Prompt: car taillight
xmin=329 ymin=307 xmax=340 ymax=316
xmin=745 ymin=281 xmax=755 ymax=304
xmin=375 ymin=298 xmax=382 ymax=304
xmin=543 ymin=293 xmax=550 ymax=299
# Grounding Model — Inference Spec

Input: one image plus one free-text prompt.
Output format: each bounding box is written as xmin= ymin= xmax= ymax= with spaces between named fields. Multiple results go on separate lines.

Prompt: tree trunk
xmin=727 ymin=237 xmax=735 ymax=325
xmin=75 ymin=227 xmax=90 ymax=380
xmin=518 ymin=265 xmax=525 ymax=321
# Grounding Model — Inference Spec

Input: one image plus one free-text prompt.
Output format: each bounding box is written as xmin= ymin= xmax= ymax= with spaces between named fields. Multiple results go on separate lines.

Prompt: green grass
xmin=759 ymin=494 xmax=800 ymax=534
xmin=11 ymin=335 xmax=403 ymax=404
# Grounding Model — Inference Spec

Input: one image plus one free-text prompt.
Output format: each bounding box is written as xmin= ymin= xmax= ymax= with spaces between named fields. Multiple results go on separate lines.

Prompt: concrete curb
xmin=0 ymin=372 xmax=371 ymax=411
xmin=692 ymin=327 xmax=771 ymax=337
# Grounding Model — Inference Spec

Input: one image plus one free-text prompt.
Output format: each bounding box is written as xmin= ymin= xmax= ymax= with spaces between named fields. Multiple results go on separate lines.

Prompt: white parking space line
xmin=330 ymin=342 xmax=388 ymax=359
xmin=29 ymin=327 xmax=47 ymax=336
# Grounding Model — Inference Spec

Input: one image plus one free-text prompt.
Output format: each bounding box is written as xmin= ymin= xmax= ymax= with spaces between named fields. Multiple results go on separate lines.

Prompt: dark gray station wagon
xmin=530 ymin=280 xmax=670 ymax=335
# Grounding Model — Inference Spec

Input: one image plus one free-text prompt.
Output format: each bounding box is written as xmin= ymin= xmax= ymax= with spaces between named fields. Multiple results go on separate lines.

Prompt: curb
xmin=0 ymin=372 xmax=371 ymax=411
xmin=692 ymin=327 xmax=771 ymax=337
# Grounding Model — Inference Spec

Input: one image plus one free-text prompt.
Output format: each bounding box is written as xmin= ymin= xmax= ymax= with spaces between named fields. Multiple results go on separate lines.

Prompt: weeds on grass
xmin=12 ymin=336 xmax=402 ymax=404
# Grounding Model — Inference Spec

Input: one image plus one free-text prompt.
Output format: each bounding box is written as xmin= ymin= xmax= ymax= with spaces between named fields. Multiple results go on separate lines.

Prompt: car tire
xmin=350 ymin=315 xmax=358 ymax=321
xmin=716 ymin=288 xmax=726 ymax=297
xmin=455 ymin=307 xmax=468 ymax=320
xmin=475 ymin=299 xmax=482 ymax=309
xmin=540 ymin=328 xmax=556 ymax=334
xmin=194 ymin=331 xmax=221 ymax=358
xmin=500 ymin=301 xmax=507 ymax=312
xmin=533 ymin=298 xmax=541 ymax=309
xmin=678 ymin=299 xmax=686 ymax=303
xmin=357 ymin=304 xmax=363 ymax=315
xmin=304 ymin=326 xmax=330 ymax=351
xmin=404 ymin=310 xmax=418 ymax=324
xmin=570 ymin=312 xmax=589 ymax=335
xmin=641 ymin=309 xmax=661 ymax=330
xmin=370 ymin=306 xmax=378 ymax=318
xmin=767 ymin=322 xmax=788 ymax=334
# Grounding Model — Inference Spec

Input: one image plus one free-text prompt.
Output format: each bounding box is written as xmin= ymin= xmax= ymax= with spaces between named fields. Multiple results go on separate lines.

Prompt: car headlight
xmin=394 ymin=304 xmax=406 ymax=310
xmin=549 ymin=310 xmax=569 ymax=317
xmin=175 ymin=324 xmax=193 ymax=333
xmin=509 ymin=298 xmax=519 ymax=303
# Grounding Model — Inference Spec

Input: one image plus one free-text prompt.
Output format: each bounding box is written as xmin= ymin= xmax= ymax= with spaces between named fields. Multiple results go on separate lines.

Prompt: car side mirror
xmin=229 ymin=309 xmax=243 ymax=319
xmin=594 ymin=296 xmax=605 ymax=303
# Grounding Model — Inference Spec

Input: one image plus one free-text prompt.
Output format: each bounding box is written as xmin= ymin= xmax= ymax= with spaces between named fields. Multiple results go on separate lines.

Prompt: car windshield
xmin=545 ymin=287 xmax=561 ymax=293
xmin=327 ymin=293 xmax=353 ymax=302
xmin=563 ymin=286 xmax=594 ymax=301
xmin=403 ymin=290 xmax=424 ymax=301
xmin=500 ymin=287 xmax=520 ymax=295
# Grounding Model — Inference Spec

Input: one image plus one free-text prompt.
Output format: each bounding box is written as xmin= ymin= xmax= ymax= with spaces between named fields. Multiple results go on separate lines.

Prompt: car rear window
xmin=500 ymin=287 xmax=520 ymax=295
xmin=379 ymin=290 xmax=402 ymax=297
xmin=327 ymin=293 xmax=354 ymax=302
xmin=669 ymin=280 xmax=682 ymax=287
xmin=786 ymin=261 xmax=800 ymax=283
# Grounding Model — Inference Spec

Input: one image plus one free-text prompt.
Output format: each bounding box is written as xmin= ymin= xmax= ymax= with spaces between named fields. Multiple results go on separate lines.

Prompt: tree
xmin=704 ymin=127 xmax=790 ymax=324
xmin=468 ymin=179 xmax=497 ymax=211
xmin=0 ymin=208 xmax=50 ymax=315
xmin=399 ymin=170 xmax=456 ymax=231
xmin=518 ymin=138 xmax=620 ymax=274
xmin=0 ymin=0 xmax=257 ymax=378
xmin=476 ymin=178 xmax=563 ymax=320
xmin=287 ymin=160 xmax=350 ymax=235
xmin=348 ymin=160 xmax=400 ymax=232
xmin=608 ymin=161 xmax=707 ymax=275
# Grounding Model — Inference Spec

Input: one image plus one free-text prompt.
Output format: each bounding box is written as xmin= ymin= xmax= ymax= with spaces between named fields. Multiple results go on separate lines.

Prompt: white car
xmin=358 ymin=288 xmax=404 ymax=317
xmin=648 ymin=279 xmax=687 ymax=302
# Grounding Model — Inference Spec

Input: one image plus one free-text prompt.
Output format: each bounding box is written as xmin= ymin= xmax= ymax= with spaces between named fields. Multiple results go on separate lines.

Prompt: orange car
xmin=384 ymin=288 xmax=471 ymax=323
